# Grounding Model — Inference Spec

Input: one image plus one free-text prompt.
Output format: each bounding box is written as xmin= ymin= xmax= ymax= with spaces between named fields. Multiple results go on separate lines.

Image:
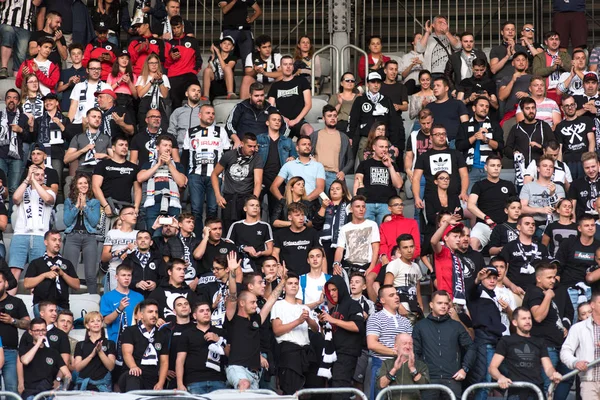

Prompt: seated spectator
xmin=23 ymin=230 xmax=80 ymax=312
xmin=57 ymin=44 xmax=87 ymax=113
xmin=106 ymin=50 xmax=138 ymax=124
xmin=96 ymin=89 xmax=135 ymax=139
xmin=73 ymin=311 xmax=117 ymax=392
xmin=0 ymin=0 xmax=37 ymax=78
xmin=193 ymin=217 xmax=237 ymax=276
xmin=20 ymin=143 xmax=59 ymax=196
xmin=523 ymin=140 xmax=572 ymax=191
xmin=166 ymin=213 xmax=202 ymax=289
xmin=29 ymin=11 xmax=67 ymax=66
xmin=427 ymin=76 xmax=470 ymax=148
xmin=15 ymin=38 xmax=60 ymax=95
xmin=21 ymin=75 xmax=45 ymax=166
xmin=164 ymin=16 xmax=202 ymax=109
xmin=380 ymin=60 xmax=408 ymax=117
xmin=408 ymin=70 xmax=436 ymax=124
xmin=136 ymin=54 xmax=171 ymax=132
xmin=91 ymin=0 xmax=123 ymax=46
xmin=556 ymin=49 xmax=588 ymax=97
xmin=123 ymin=230 xmax=165 ymax=298
xmin=83 ymin=22 xmax=117 ymax=82
xmin=357 ymin=35 xmax=391 ymax=84
xmin=328 ymin=72 xmax=360 ymax=132
xmin=515 ymin=76 xmax=561 ymax=129
xmin=101 ymin=206 xmax=139 ymax=291
xmin=541 ymin=198 xmax=577 ymax=257
xmin=119 ymin=299 xmax=170 ymax=392
xmin=362 ymin=122 xmax=399 ymax=163
xmin=532 ymin=31 xmax=572 ymax=104
xmin=431 ymin=215 xmax=468 ymax=303
xmin=267 ymin=55 xmax=313 ymax=138
xmin=202 ymin=37 xmax=237 ymax=101
xmin=62 ymin=173 xmax=101 ymax=294
xmin=444 ymin=32 xmax=488 ymax=91
xmin=456 ymin=58 xmax=498 ymax=115
xmin=271 ymin=177 xmax=314 ymax=229
xmin=416 ymin=16 xmax=461 ymax=78
xmin=64 ymin=108 xmax=113 ymax=175
xmin=293 ymin=36 xmax=321 ymax=90
xmin=240 ymin=34 xmax=282 ymax=99
xmin=398 ymin=33 xmax=425 ymax=95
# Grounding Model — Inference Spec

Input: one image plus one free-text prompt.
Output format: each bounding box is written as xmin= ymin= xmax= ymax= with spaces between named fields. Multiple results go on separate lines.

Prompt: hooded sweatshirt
xmin=148 ymin=280 xmax=198 ymax=322
xmin=324 ymin=275 xmax=366 ymax=357
xmin=167 ymin=101 xmax=202 ymax=148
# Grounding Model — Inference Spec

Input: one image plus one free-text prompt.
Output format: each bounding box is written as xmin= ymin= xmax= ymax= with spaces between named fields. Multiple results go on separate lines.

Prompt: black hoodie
xmin=148 ymin=280 xmax=198 ymax=323
xmin=324 ymin=275 xmax=366 ymax=357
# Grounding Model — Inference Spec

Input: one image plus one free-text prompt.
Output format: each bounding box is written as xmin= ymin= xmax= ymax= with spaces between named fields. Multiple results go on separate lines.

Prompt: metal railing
xmin=462 ymin=382 xmax=545 ymax=400
xmin=296 ymin=387 xmax=368 ymax=399
xmin=128 ymin=389 xmax=194 ymax=395
xmin=339 ymin=44 xmax=369 ymax=80
xmin=547 ymin=357 xmax=600 ymax=400
xmin=376 ymin=383 xmax=457 ymax=400
xmin=312 ymin=45 xmax=339 ymax=95
xmin=0 ymin=391 xmax=22 ymax=400
xmin=33 ymin=391 xmax=86 ymax=400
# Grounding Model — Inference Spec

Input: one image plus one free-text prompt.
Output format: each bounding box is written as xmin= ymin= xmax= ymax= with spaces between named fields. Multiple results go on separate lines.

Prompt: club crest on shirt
xmin=155 ymin=343 xmax=162 ymax=351
xmin=5 ymin=303 xmax=13 ymax=310
xmin=49 ymin=335 xmax=58 ymax=342
xmin=46 ymin=357 xmax=54 ymax=365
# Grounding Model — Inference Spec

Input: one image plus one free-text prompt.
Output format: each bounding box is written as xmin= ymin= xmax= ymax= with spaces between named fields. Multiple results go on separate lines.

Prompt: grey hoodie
xmin=168 ymin=102 xmax=202 ymax=148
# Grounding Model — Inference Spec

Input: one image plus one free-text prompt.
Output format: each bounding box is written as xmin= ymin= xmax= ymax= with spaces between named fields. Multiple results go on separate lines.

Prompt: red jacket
xmin=357 ymin=53 xmax=391 ymax=82
xmin=83 ymin=39 xmax=117 ymax=81
xmin=127 ymin=35 xmax=170 ymax=76
xmin=379 ymin=214 xmax=421 ymax=260
xmin=15 ymin=59 xmax=60 ymax=93
xmin=164 ymin=35 xmax=202 ymax=77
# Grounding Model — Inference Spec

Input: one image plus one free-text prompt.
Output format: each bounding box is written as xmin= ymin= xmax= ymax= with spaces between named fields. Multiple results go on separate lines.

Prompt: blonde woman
xmin=271 ymin=176 xmax=314 ymax=228
xmin=135 ymin=53 xmax=170 ymax=131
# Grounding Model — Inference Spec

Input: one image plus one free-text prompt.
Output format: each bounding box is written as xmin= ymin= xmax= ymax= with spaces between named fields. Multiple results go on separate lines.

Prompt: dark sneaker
xmin=0 ymin=67 xmax=8 ymax=79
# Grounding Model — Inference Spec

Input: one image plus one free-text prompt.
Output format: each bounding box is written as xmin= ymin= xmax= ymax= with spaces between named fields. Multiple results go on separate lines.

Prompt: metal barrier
xmin=339 ymin=44 xmax=369 ymax=81
xmin=33 ymin=391 xmax=87 ymax=400
xmin=312 ymin=45 xmax=339 ymax=95
xmin=547 ymin=357 xmax=600 ymax=400
xmin=127 ymin=389 xmax=193 ymax=396
xmin=296 ymin=387 xmax=368 ymax=400
xmin=462 ymin=382 xmax=544 ymax=400
xmin=376 ymin=383 xmax=457 ymax=400
xmin=0 ymin=391 xmax=22 ymax=400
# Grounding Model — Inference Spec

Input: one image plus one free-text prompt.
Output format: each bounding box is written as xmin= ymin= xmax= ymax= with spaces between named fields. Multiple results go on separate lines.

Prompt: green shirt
xmin=376 ymin=357 xmax=430 ymax=400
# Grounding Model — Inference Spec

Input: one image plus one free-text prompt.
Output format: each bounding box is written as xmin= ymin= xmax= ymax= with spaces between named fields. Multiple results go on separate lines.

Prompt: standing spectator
xmin=456 ymin=59 xmax=499 ymax=113
xmin=270 ymin=175 xmax=314 ymax=229
xmin=541 ymin=198 xmax=577 ymax=257
xmin=123 ymin=230 xmax=165 ymax=298
xmin=57 ymin=44 xmax=87 ymax=113
xmin=412 ymin=290 xmax=475 ymax=400
xmin=20 ymin=74 xmax=44 ymax=121
xmin=430 ymin=217 xmax=468 ymax=304
xmin=159 ymin=0 xmax=193 ymax=40
xmin=211 ymin=133 xmax=263 ymax=230
xmin=488 ymin=197 xmax=522 ymax=256
xmin=328 ymin=72 xmax=360 ymax=132
xmin=353 ymin=136 xmax=403 ymax=224
xmin=20 ymin=143 xmax=59 ymax=195
xmin=63 ymin=173 xmax=101 ymax=294
xmin=498 ymin=52 xmax=532 ymax=127
xmin=467 ymin=155 xmax=517 ymax=251
xmin=135 ymin=54 xmax=170 ymax=132
xmin=380 ymin=60 xmax=409 ymax=118
xmin=556 ymin=49 xmax=588 ymax=97
xmin=181 ymin=104 xmax=230 ymax=235
xmin=552 ymin=0 xmax=587 ymax=52
xmin=490 ymin=21 xmax=518 ymax=84
xmin=8 ymin=165 xmax=56 ymax=290
xmin=318 ymin=275 xmax=366 ymax=399
xmin=239 ymin=35 xmax=282 ymax=99
xmin=168 ymin=82 xmax=202 ymax=149
xmin=148 ymin=259 xmax=197 ymax=323
xmin=64 ymin=108 xmax=113 ymax=175
xmin=399 ymin=33 xmax=425 ymax=94
xmin=379 ymin=196 xmax=420 ymax=265
xmin=119 ymin=299 xmax=170 ymax=391
xmin=518 ymin=23 xmax=544 ymax=65
xmin=137 ymin=134 xmax=187 ymax=235
xmin=15 ymin=38 xmax=60 ymax=95
xmin=127 ymin=18 xmax=168 ymax=76
xmin=107 ymin=50 xmax=138 ymax=124
xmin=130 ymin=111 xmax=180 ymax=167
xmin=416 ymin=16 xmax=461 ymax=78
xmin=515 ymin=76 xmax=562 ymax=129
xmin=23 ymin=230 xmax=80 ymax=312
xmin=82 ymin=22 xmax=117 ymax=82
xmin=405 ymin=109 xmax=433 ymax=222
xmin=532 ymin=32 xmax=572 ymax=104
xmin=202 ymin=37 xmax=237 ymax=101
xmin=408 ymin=71 xmax=436 ymax=123
xmin=357 ymin=35 xmax=391 ymax=84
xmin=0 ymin=0 xmax=39 ymax=78
xmin=101 ymin=206 xmax=139 ymax=292
xmin=166 ymin=213 xmax=202 ymax=289
xmin=426 ymin=76 xmax=469 ymax=147
xmin=366 ymin=285 xmax=413 ymax=399
xmin=296 ymin=247 xmax=330 ymax=309
xmin=219 ymin=0 xmax=261 ymax=65
xmin=443 ymin=32 xmax=488 ymax=90
xmin=175 ymin=302 xmax=228 ymax=394
xmin=568 ymin=152 xmax=600 ymax=219
xmin=489 ymin=307 xmax=562 ymax=400
xmin=164 ymin=16 xmax=202 ymax=109
xmin=0 ymin=270 xmax=31 ymax=394
xmin=267 ymin=55 xmax=313 ymax=138
xmin=193 ymin=217 xmax=237 ymax=276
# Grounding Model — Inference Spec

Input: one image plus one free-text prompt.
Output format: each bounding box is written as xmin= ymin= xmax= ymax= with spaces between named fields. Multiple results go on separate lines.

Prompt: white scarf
xmin=138 ymin=322 xmax=158 ymax=366
xmin=81 ymin=129 xmax=102 ymax=166
xmin=143 ymin=160 xmax=181 ymax=209
xmin=0 ymin=110 xmax=10 ymax=147
xmin=23 ymin=185 xmax=46 ymax=232
xmin=8 ymin=108 xmax=20 ymax=159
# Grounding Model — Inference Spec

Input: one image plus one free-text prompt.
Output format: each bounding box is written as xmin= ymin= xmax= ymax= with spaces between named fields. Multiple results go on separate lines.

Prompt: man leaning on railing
xmin=560 ymin=292 xmax=600 ymax=399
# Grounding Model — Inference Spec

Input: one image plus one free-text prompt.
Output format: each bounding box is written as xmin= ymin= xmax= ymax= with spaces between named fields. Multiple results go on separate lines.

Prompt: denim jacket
xmin=256 ymin=134 xmax=298 ymax=168
xmin=64 ymin=198 xmax=101 ymax=234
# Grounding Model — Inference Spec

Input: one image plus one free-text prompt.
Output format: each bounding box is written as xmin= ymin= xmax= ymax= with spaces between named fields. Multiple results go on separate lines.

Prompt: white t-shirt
xmin=34 ymin=59 xmax=54 ymax=95
xmin=270 ymin=299 xmax=311 ymax=345
xmin=244 ymin=52 xmax=283 ymax=83
xmin=386 ymin=259 xmax=423 ymax=291
xmin=103 ymin=229 xmax=139 ymax=272
xmin=494 ymin=285 xmax=518 ymax=336
xmin=135 ymin=74 xmax=171 ymax=97
xmin=70 ymin=80 xmax=111 ymax=124
xmin=337 ymin=219 xmax=380 ymax=265
xmin=13 ymin=188 xmax=56 ymax=236
xmin=296 ymin=272 xmax=328 ymax=306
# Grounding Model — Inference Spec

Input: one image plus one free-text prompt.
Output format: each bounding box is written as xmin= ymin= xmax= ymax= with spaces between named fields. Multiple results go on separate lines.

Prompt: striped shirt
xmin=183 ymin=125 xmax=230 ymax=177
xmin=516 ymin=97 xmax=560 ymax=128
xmin=594 ymin=320 xmax=600 ymax=381
xmin=366 ymin=308 xmax=413 ymax=360
xmin=0 ymin=0 xmax=36 ymax=30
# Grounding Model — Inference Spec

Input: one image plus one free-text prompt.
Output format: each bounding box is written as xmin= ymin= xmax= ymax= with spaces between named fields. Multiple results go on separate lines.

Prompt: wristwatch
xmin=386 ymin=372 xmax=396 ymax=382
xmin=410 ymin=369 xmax=419 ymax=378
xmin=56 ymin=377 xmax=62 ymax=382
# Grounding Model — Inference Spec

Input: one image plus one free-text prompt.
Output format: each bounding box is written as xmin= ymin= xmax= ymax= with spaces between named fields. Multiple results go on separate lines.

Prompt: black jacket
xmin=123 ymin=251 xmax=166 ymax=297
xmin=413 ymin=313 xmax=475 ymax=379
xmin=468 ymin=283 xmax=505 ymax=344
xmin=225 ymin=99 xmax=286 ymax=140
xmin=444 ymin=49 xmax=489 ymax=89
xmin=455 ymin=117 xmax=504 ymax=167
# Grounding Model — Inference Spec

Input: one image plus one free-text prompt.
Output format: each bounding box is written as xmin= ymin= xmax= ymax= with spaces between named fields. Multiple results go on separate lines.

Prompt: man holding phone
xmin=82 ymin=21 xmax=116 ymax=81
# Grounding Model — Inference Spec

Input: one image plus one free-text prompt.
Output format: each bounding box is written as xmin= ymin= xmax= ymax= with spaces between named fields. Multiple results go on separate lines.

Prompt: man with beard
xmin=168 ymin=83 xmax=202 ymax=150
xmin=568 ymin=152 xmax=600 ymax=219
xmin=515 ymin=76 xmax=562 ymax=129
xmin=532 ymin=31 xmax=572 ymax=105
xmin=498 ymin=52 xmax=531 ymax=126
xmin=119 ymin=299 xmax=170 ymax=391
xmin=152 ymin=219 xmax=180 ymax=258
xmin=162 ymin=296 xmax=194 ymax=389
xmin=211 ymin=133 xmax=263 ymax=230
xmin=64 ymin=108 xmax=113 ymax=175
xmin=225 ymin=82 xmax=285 ymax=148
xmin=574 ymin=71 xmax=600 ymax=120
xmin=149 ymin=259 xmax=197 ymax=324
xmin=489 ymin=307 xmax=562 ymax=399
xmin=123 ymin=230 xmax=165 ymax=298
xmin=130 ymin=110 xmax=180 ymax=167
xmin=166 ymin=213 xmax=202 ymax=290
xmin=102 ymin=205 xmax=139 ymax=292
xmin=95 ymin=89 xmax=135 ymax=139
xmin=457 ymin=58 xmax=498 ymax=110
xmin=557 ymin=49 xmax=588 ymax=97
xmin=426 ymin=76 xmax=469 ymax=147
xmin=194 ymin=217 xmax=237 ymax=276
xmin=443 ymin=32 xmax=488 ymax=91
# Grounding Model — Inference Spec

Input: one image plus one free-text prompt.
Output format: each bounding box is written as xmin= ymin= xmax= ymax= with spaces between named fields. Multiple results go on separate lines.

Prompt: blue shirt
xmin=100 ymin=289 xmax=144 ymax=343
xmin=277 ymin=157 xmax=326 ymax=195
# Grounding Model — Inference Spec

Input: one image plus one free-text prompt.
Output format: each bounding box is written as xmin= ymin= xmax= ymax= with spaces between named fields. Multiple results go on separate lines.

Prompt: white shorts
xmin=471 ymin=222 xmax=492 ymax=250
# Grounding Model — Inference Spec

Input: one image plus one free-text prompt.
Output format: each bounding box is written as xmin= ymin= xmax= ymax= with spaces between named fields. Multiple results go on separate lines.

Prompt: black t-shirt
xmin=554 ymin=117 xmax=594 ymax=163
xmin=101 ymin=106 xmax=135 ymax=138
xmin=543 ymin=221 xmax=578 ymax=257
xmin=130 ymin=131 xmax=178 ymax=167
xmin=500 ymin=240 xmax=550 ymax=289
xmin=218 ymin=149 xmax=263 ymax=195
xmin=20 ymin=326 xmax=71 ymax=356
xmin=263 ymin=137 xmax=280 ymax=184
xmin=470 ymin=179 xmax=517 ymax=224
xmin=268 ymin=77 xmax=310 ymax=120
xmin=29 ymin=30 xmax=67 ymax=66
xmin=18 ymin=344 xmax=65 ymax=395
xmin=273 ymin=227 xmax=320 ymax=275
xmin=220 ymin=0 xmax=256 ymax=29
xmin=355 ymin=158 xmax=400 ymax=203
xmin=555 ymin=236 xmax=600 ymax=287
xmin=226 ymin=220 xmax=273 ymax=272
xmin=380 ymin=81 xmax=408 ymax=116
xmin=414 ymin=148 xmax=467 ymax=196
xmin=489 ymin=222 xmax=519 ymax=251
xmin=24 ymin=255 xmax=78 ymax=309
xmin=568 ymin=177 xmax=600 ymax=219
xmin=425 ymin=99 xmax=468 ymax=139
xmin=523 ymin=286 xmax=566 ymax=347
xmin=586 ymin=264 xmax=600 ymax=293
xmin=457 ymin=77 xmax=497 ymax=104
xmin=167 ymin=321 xmax=195 ymax=370
xmin=74 ymin=338 xmax=117 ymax=380
xmin=93 ymin=159 xmax=140 ymax=203
xmin=121 ymin=323 xmax=170 ymax=374
xmin=178 ymin=325 xmax=226 ymax=384
xmin=199 ymin=240 xmax=238 ymax=275
xmin=19 ymin=165 xmax=59 ymax=189
xmin=495 ymin=334 xmax=548 ymax=390
xmin=0 ymin=295 xmax=29 ymax=349
xmin=0 ymin=201 xmax=8 ymax=242
xmin=405 ymin=130 xmax=433 ymax=160
xmin=225 ymin=313 xmax=262 ymax=370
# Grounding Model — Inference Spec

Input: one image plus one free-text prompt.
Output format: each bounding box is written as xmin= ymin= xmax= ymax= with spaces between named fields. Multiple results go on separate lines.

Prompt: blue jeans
xmin=188 ymin=174 xmax=218 ymax=237
xmin=0 ymin=24 xmax=30 ymax=71
xmin=187 ymin=380 xmax=228 ymax=394
xmin=474 ymin=343 xmax=496 ymax=400
xmin=2 ymin=348 xmax=18 ymax=392
xmin=325 ymin=171 xmax=338 ymax=192
xmin=8 ymin=234 xmax=45 ymax=269
xmin=568 ymin=286 xmax=591 ymax=322
xmin=368 ymin=356 xmax=383 ymax=400
xmin=448 ymin=139 xmax=456 ymax=149
xmin=366 ymin=203 xmax=387 ymax=225
xmin=145 ymin=202 xmax=181 ymax=238
xmin=414 ymin=175 xmax=426 ymax=229
xmin=0 ymin=157 xmax=23 ymax=210
xmin=468 ymin=167 xmax=487 ymax=193
xmin=544 ymin=347 xmax=573 ymax=400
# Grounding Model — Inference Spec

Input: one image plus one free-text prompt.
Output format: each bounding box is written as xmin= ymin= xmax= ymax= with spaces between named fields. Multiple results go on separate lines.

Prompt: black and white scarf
xmin=23 ymin=184 xmax=46 ymax=232
xmin=147 ymin=129 xmax=162 ymax=163
xmin=450 ymin=248 xmax=466 ymax=305
xmin=115 ymin=302 xmax=128 ymax=366
xmin=100 ymin=106 xmax=116 ymax=138
xmin=547 ymin=50 xmax=561 ymax=84
xmin=44 ymin=253 xmax=64 ymax=295
xmin=206 ymin=336 xmax=227 ymax=372
xmin=460 ymin=50 xmax=476 ymax=78
xmin=23 ymin=94 xmax=44 ymax=118
xmin=514 ymin=152 xmax=525 ymax=192
xmin=138 ymin=321 xmax=158 ymax=366
xmin=179 ymin=233 xmax=191 ymax=266
xmin=317 ymin=321 xmax=337 ymax=379
xmin=81 ymin=130 xmax=102 ymax=166
xmin=149 ymin=81 xmax=161 ymax=110
xmin=79 ymin=80 xmax=102 ymax=108
xmin=136 ymin=250 xmax=150 ymax=269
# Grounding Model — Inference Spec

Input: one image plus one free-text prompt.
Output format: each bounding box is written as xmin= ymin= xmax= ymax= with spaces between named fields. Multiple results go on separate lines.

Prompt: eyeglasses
xmin=432 ymin=133 xmax=447 ymax=137
xmin=563 ymin=103 xmax=577 ymax=108
xmin=212 ymin=267 xmax=226 ymax=271
xmin=88 ymin=67 xmax=102 ymax=71
xmin=343 ymin=79 xmax=356 ymax=83
xmin=31 ymin=329 xmax=46 ymax=333
xmin=390 ymin=203 xmax=404 ymax=207
xmin=437 ymin=176 xmax=450 ymax=181
xmin=523 ymin=27 xmax=535 ymax=32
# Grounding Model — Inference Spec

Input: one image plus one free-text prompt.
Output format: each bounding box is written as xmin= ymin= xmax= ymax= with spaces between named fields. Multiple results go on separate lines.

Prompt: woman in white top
xmin=399 ymin=33 xmax=425 ymax=94
xmin=135 ymin=53 xmax=170 ymax=132
xmin=408 ymin=70 xmax=436 ymax=129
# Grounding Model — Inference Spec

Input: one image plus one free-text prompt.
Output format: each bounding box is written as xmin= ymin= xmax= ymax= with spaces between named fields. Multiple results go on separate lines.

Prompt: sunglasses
xmin=523 ymin=27 xmax=535 ymax=32
xmin=344 ymin=79 xmax=356 ymax=83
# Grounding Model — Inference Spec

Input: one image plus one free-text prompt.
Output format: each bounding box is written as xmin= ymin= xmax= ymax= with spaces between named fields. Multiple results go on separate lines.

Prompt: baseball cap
xmin=30 ymin=143 xmax=47 ymax=154
xmin=484 ymin=266 xmax=499 ymax=277
xmin=442 ymin=222 xmax=465 ymax=238
xmin=95 ymin=21 xmax=109 ymax=32
xmin=367 ymin=72 xmax=382 ymax=82
xmin=95 ymin=89 xmax=117 ymax=100
xmin=512 ymin=50 xmax=529 ymax=59
xmin=41 ymin=93 xmax=58 ymax=101
xmin=584 ymin=72 xmax=599 ymax=82
xmin=220 ymin=36 xmax=235 ymax=45
xmin=117 ymin=49 xmax=130 ymax=58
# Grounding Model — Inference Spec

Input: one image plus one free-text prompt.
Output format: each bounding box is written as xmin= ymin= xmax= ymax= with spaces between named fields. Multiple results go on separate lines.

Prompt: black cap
xmin=485 ymin=266 xmax=499 ymax=277
xmin=41 ymin=93 xmax=58 ymax=101
xmin=30 ymin=143 xmax=47 ymax=154
xmin=513 ymin=50 xmax=529 ymax=59
xmin=117 ymin=49 xmax=130 ymax=58
xmin=95 ymin=20 xmax=109 ymax=32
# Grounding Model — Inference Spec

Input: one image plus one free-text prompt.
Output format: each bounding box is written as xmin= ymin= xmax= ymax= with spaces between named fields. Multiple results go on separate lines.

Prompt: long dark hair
xmin=111 ymin=54 xmax=134 ymax=80
xmin=69 ymin=173 xmax=94 ymax=204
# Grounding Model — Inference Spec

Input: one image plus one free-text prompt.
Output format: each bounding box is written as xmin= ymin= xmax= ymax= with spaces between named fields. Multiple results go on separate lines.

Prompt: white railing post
xmin=312 ymin=45 xmax=340 ymax=95
xmin=297 ymin=387 xmax=368 ymax=399
xmin=339 ymin=43 xmax=368 ymax=83
xmin=376 ymin=383 xmax=457 ymax=400
xmin=462 ymin=382 xmax=545 ymax=400
xmin=547 ymin=357 xmax=600 ymax=400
